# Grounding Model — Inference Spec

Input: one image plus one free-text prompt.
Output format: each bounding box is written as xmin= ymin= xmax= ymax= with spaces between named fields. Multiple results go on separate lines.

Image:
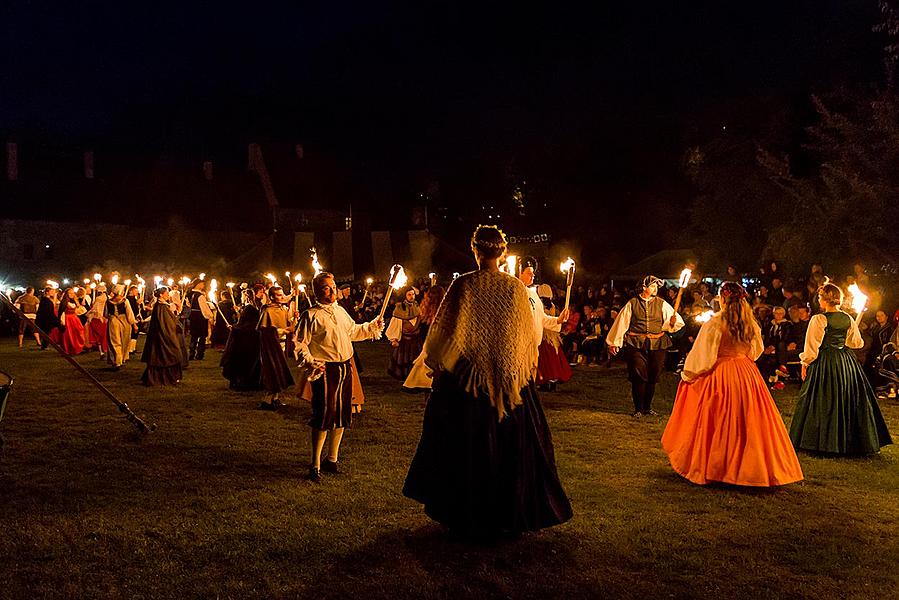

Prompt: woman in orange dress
xmin=661 ymin=282 xmax=803 ymax=487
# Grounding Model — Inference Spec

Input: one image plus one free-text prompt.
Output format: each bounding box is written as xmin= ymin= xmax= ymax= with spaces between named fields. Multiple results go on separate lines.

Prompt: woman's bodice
xmin=821 ymin=311 xmax=851 ymax=350
xmin=717 ymin=327 xmax=753 ymax=358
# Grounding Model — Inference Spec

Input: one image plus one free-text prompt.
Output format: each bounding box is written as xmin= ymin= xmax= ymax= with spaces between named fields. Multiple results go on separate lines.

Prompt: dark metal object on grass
xmin=0 ymin=291 xmax=156 ymax=435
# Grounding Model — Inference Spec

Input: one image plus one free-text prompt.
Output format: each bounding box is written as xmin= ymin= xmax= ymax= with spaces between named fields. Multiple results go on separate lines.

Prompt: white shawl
xmin=424 ymin=269 xmax=539 ymax=420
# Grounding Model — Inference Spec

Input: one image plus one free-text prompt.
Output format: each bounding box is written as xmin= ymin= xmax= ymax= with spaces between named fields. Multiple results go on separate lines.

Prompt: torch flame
xmin=848 ymin=283 xmax=868 ymax=315
xmin=199 ymin=273 xmax=206 ymax=280
xmin=505 ymin=256 xmax=518 ymax=276
xmin=560 ymin=257 xmax=575 ymax=274
xmin=226 ymin=282 xmax=235 ymax=288
xmin=94 ymin=273 xmax=102 ymax=282
xmin=311 ymin=248 xmax=323 ymax=276
xmin=124 ymin=279 xmax=131 ymax=286
xmin=153 ymin=276 xmax=163 ymax=285
xmin=390 ymin=265 xmax=408 ymax=290
xmin=166 ymin=278 xmax=174 ymax=287
xmin=89 ymin=283 xmax=97 ymax=290
xmin=294 ymin=273 xmax=303 ymax=283
xmin=695 ymin=310 xmax=715 ymax=323
xmin=678 ymin=268 xmax=692 ymax=289
xmin=83 ymin=278 xmax=90 ymax=285
xmin=453 ymin=272 xmax=460 ymax=280
xmin=366 ymin=277 xmax=374 ymax=285
xmin=111 ymin=274 xmax=119 ymax=286
xmin=46 ymin=279 xmax=59 ymax=289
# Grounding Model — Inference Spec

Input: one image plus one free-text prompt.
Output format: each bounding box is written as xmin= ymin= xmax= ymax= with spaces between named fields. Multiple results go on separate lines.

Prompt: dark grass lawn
xmin=0 ymin=337 xmax=897 ymax=599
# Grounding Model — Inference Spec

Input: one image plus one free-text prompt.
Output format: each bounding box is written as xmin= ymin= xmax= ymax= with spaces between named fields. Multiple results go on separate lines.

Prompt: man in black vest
xmin=607 ymin=275 xmax=684 ymax=416
xmin=186 ymin=280 xmax=215 ymax=360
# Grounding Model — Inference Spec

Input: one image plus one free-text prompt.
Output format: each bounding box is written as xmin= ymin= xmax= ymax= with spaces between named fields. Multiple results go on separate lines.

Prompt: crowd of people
xmin=1 ymin=245 xmax=896 ymax=538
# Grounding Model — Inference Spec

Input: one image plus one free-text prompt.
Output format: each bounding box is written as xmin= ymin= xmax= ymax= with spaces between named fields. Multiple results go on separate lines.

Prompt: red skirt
xmin=537 ymin=341 xmax=572 ymax=384
xmin=61 ymin=316 xmax=85 ymax=356
xmin=88 ymin=319 xmax=109 ymax=352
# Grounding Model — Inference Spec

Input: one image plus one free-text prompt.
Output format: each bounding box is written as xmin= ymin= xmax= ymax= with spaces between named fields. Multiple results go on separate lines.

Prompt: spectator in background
xmin=782 ymin=285 xmax=803 ymax=310
xmin=768 ymin=278 xmax=786 ymax=306
xmin=691 ymin=290 xmax=711 ymax=311
xmin=784 ymin=306 xmax=812 ymax=378
xmin=759 ymin=306 xmax=792 ymax=386
xmin=864 ymin=310 xmax=895 ymax=383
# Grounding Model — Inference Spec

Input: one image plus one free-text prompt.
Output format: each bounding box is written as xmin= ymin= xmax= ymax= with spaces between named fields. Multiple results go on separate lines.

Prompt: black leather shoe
xmin=308 ymin=467 xmax=322 ymax=483
xmin=321 ymin=459 xmax=339 ymax=474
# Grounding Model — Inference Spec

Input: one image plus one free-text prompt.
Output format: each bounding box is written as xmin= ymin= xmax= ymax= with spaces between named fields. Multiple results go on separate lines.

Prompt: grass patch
xmin=1 ymin=339 xmax=897 ymax=599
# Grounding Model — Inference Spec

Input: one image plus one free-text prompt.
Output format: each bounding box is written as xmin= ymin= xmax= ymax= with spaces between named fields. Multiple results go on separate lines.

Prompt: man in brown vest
xmin=607 ymin=275 xmax=684 ymax=416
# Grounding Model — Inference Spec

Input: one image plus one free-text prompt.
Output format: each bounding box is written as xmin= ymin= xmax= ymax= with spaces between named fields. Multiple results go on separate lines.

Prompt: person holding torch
xmin=517 ymin=256 xmax=570 ymax=344
xmin=294 ymin=271 xmax=385 ymax=483
xmin=607 ymin=275 xmax=685 ymax=417
xmin=788 ymin=281 xmax=892 ymax=454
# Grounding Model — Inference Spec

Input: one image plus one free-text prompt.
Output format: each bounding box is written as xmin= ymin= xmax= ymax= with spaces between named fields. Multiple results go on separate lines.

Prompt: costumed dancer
xmin=125 ymin=285 xmax=143 ymax=355
xmin=14 ymin=286 xmax=41 ymax=348
xmin=257 ymin=286 xmax=296 ymax=410
xmin=402 ymin=285 xmax=446 ymax=392
xmin=105 ymin=284 xmax=137 ymax=369
xmin=661 ymin=282 xmax=804 ymax=486
xmin=186 ymin=279 xmax=214 ymax=361
xmin=535 ymin=284 xmax=572 ymax=390
xmin=210 ymin=289 xmax=237 ymax=349
xmin=607 ymin=275 xmax=685 ymax=417
xmin=403 ymin=225 xmax=572 ymax=536
xmin=36 ymin=286 xmax=60 ymax=349
xmin=386 ymin=286 xmax=423 ymax=380
xmin=140 ymin=287 xmax=183 ymax=386
xmin=789 ymin=282 xmax=892 ymax=454
xmin=57 ymin=288 xmax=86 ymax=355
xmin=85 ymin=283 xmax=109 ymax=358
xmin=220 ymin=288 xmax=263 ymax=391
xmin=517 ymin=257 xmax=570 ymax=386
xmin=294 ymin=271 xmax=384 ymax=483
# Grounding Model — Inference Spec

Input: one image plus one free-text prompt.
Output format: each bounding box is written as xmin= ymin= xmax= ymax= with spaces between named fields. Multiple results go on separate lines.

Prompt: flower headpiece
xmin=719 ymin=281 xmax=749 ymax=301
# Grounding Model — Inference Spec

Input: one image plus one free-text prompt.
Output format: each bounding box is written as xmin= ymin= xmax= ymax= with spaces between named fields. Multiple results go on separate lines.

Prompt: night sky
xmin=0 ymin=1 xmax=885 ymax=258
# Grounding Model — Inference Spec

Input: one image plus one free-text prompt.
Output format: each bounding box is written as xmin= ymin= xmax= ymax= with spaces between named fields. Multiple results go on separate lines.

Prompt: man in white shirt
xmin=294 ymin=271 xmax=384 ymax=483
xmin=608 ymin=275 xmax=684 ymax=417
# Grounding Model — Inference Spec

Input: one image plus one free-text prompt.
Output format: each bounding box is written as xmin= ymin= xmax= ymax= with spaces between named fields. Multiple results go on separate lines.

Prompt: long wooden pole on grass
xmin=0 ymin=291 xmax=156 ymax=434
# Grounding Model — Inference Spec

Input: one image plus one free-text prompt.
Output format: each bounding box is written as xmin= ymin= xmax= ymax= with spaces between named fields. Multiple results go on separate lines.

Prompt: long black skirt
xmin=220 ymin=326 xmax=262 ymax=391
xmin=403 ymin=371 xmax=573 ymax=535
xmin=259 ymin=328 xmax=295 ymax=394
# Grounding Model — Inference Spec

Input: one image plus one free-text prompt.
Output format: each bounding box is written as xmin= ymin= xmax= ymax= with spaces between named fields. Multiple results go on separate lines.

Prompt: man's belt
xmin=626 ymin=332 xmax=665 ymax=339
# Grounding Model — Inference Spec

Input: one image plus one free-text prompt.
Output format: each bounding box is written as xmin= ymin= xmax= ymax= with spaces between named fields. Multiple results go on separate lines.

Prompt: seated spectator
xmin=865 ymin=310 xmax=895 ymax=384
xmin=758 ymin=306 xmax=792 ymax=384
xmin=782 ymin=285 xmax=803 ymax=310
xmin=784 ymin=305 xmax=811 ymax=378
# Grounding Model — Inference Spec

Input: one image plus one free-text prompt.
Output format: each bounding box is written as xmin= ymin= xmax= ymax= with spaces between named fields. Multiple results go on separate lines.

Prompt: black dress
xmin=140 ymin=302 xmax=183 ymax=386
xmin=403 ymin=362 xmax=573 ymax=535
xmin=210 ymin=299 xmax=237 ymax=348
xmin=220 ymin=305 xmax=263 ymax=391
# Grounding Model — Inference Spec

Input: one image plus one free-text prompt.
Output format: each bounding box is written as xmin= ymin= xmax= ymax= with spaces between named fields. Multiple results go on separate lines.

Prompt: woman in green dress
xmin=789 ymin=282 xmax=892 ymax=454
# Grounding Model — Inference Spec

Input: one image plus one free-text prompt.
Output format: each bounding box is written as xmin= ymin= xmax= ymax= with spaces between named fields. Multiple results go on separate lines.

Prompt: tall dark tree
xmin=758 ymin=0 xmax=899 ymax=270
